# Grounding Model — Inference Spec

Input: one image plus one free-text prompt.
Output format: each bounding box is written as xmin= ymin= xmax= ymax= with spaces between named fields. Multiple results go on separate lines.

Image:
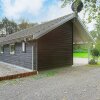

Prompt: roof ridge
xmin=0 ymin=13 xmax=77 ymax=44
xmin=1 ymin=13 xmax=75 ymax=37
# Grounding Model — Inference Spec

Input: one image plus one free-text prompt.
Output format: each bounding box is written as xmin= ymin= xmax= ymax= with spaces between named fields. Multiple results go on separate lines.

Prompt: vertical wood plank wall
xmin=0 ymin=20 xmax=73 ymax=71
xmin=0 ymin=42 xmax=32 ymax=69
xmin=37 ymin=21 xmax=73 ymax=70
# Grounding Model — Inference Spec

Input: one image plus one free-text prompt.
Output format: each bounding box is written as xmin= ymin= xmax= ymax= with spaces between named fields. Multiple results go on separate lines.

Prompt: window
xmin=10 ymin=44 xmax=15 ymax=54
xmin=0 ymin=46 xmax=4 ymax=54
xmin=22 ymin=42 xmax=26 ymax=52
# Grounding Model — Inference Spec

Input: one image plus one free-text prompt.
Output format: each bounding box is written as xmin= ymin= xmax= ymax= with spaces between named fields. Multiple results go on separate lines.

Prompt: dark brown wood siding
xmin=0 ymin=42 xmax=32 ymax=69
xmin=37 ymin=21 xmax=73 ymax=70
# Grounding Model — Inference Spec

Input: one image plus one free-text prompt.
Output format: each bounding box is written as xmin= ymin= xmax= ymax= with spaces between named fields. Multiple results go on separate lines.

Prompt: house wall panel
xmin=37 ymin=21 xmax=73 ymax=70
xmin=0 ymin=42 xmax=32 ymax=69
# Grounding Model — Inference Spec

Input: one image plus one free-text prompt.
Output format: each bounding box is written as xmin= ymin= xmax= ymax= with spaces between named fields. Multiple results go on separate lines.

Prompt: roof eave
xmin=33 ymin=13 xmax=76 ymax=39
xmin=77 ymin=17 xmax=95 ymax=43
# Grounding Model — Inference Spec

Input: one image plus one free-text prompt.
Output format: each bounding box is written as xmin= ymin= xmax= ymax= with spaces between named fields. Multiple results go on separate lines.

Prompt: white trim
xmin=32 ymin=45 xmax=34 ymax=70
xmin=35 ymin=42 xmax=38 ymax=71
xmin=0 ymin=61 xmax=32 ymax=71
xmin=0 ymin=46 xmax=4 ymax=54
xmin=22 ymin=41 xmax=26 ymax=52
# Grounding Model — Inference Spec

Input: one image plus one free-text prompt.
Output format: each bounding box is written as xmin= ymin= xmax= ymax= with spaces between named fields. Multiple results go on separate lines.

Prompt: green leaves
xmin=2 ymin=17 xmax=18 ymax=34
xmin=61 ymin=0 xmax=73 ymax=8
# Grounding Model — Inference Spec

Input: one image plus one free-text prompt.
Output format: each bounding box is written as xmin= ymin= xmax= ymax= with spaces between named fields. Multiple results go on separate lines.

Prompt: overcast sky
xmin=0 ymin=0 xmax=94 ymax=31
xmin=0 ymin=0 xmax=72 ymax=22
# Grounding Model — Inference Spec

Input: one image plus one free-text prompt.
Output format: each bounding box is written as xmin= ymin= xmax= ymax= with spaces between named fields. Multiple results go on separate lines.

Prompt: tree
xmin=61 ymin=0 xmax=100 ymax=23
xmin=18 ymin=20 xmax=29 ymax=30
xmin=18 ymin=19 xmax=38 ymax=30
xmin=2 ymin=17 xmax=18 ymax=34
xmin=91 ymin=15 xmax=100 ymax=52
xmin=61 ymin=0 xmax=100 ymax=41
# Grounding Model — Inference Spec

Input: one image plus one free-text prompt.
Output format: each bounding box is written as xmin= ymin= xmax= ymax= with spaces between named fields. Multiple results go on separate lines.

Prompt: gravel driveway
xmin=0 ymin=65 xmax=100 ymax=100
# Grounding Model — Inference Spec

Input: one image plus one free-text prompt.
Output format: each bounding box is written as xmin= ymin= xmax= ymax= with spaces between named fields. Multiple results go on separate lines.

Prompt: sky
xmin=0 ymin=0 xmax=73 ymax=23
xmin=0 ymin=0 xmax=95 ymax=30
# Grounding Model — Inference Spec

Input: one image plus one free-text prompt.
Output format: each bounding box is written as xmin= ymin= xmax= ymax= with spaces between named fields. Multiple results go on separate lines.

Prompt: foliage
xmin=0 ymin=18 xmax=38 ymax=35
xmin=18 ymin=19 xmax=37 ymax=30
xmin=18 ymin=20 xmax=29 ymax=30
xmin=89 ymin=59 xmax=97 ymax=64
xmin=90 ymin=15 xmax=100 ymax=54
xmin=61 ymin=0 xmax=100 ymax=23
xmin=95 ymin=42 xmax=100 ymax=53
xmin=62 ymin=0 xmax=100 ymax=58
xmin=2 ymin=17 xmax=18 ymax=34
xmin=90 ymin=48 xmax=99 ymax=64
xmin=91 ymin=48 xmax=99 ymax=58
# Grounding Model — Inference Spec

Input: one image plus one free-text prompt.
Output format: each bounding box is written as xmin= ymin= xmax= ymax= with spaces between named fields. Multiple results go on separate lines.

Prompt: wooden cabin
xmin=0 ymin=13 xmax=93 ymax=71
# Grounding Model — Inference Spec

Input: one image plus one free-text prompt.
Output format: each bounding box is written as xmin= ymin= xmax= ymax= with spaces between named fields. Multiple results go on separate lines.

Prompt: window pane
xmin=0 ymin=46 xmax=4 ymax=54
xmin=10 ymin=44 xmax=15 ymax=54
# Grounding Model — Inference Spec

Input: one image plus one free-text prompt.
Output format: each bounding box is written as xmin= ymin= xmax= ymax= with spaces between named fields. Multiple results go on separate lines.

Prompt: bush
xmin=89 ymin=59 xmax=97 ymax=65
xmin=91 ymin=48 xmax=99 ymax=58
xmin=89 ymin=48 xmax=99 ymax=65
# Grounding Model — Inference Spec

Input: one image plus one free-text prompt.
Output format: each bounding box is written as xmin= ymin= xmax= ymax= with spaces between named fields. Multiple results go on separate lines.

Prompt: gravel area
xmin=0 ymin=64 xmax=100 ymax=100
xmin=73 ymin=58 xmax=88 ymax=65
xmin=0 ymin=62 xmax=32 ymax=77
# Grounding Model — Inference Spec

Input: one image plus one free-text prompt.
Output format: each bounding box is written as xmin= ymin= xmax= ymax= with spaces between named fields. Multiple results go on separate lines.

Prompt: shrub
xmin=91 ymin=48 xmax=99 ymax=58
xmin=90 ymin=48 xmax=99 ymax=64
xmin=89 ymin=59 xmax=97 ymax=65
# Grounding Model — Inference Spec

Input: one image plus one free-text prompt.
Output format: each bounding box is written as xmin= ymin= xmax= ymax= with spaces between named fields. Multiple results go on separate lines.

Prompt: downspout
xmin=32 ymin=45 xmax=34 ymax=70
xmin=32 ymin=41 xmax=38 ymax=71
xmin=35 ymin=41 xmax=38 ymax=71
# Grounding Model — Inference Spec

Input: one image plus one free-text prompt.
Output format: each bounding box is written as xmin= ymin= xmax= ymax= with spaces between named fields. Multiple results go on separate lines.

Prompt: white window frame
xmin=22 ymin=41 xmax=26 ymax=52
xmin=10 ymin=44 xmax=15 ymax=55
xmin=0 ymin=46 xmax=4 ymax=54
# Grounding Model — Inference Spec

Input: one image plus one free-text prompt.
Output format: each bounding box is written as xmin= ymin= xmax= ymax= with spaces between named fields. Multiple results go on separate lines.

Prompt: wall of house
xmin=37 ymin=21 xmax=73 ymax=70
xmin=0 ymin=42 xmax=32 ymax=69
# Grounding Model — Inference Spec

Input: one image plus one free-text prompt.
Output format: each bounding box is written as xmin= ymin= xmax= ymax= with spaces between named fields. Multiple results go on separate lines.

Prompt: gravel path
xmin=0 ymin=65 xmax=100 ymax=100
xmin=73 ymin=58 xmax=88 ymax=65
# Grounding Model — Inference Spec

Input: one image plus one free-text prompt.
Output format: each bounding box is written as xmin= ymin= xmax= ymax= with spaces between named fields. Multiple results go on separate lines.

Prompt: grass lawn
xmin=73 ymin=52 xmax=88 ymax=58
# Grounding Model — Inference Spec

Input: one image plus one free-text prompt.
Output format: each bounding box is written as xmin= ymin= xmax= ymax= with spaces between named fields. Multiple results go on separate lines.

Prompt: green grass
xmin=32 ymin=70 xmax=58 ymax=80
xmin=31 ymin=67 xmax=68 ymax=80
xmin=73 ymin=52 xmax=88 ymax=58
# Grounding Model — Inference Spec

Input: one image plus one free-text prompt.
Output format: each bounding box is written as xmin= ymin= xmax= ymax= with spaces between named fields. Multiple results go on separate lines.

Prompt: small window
xmin=0 ymin=46 xmax=4 ymax=54
xmin=10 ymin=44 xmax=15 ymax=54
xmin=22 ymin=42 xmax=26 ymax=52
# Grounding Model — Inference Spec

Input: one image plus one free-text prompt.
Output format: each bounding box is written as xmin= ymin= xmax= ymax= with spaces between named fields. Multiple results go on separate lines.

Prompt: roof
xmin=73 ymin=17 xmax=94 ymax=44
xmin=0 ymin=13 xmax=94 ymax=45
